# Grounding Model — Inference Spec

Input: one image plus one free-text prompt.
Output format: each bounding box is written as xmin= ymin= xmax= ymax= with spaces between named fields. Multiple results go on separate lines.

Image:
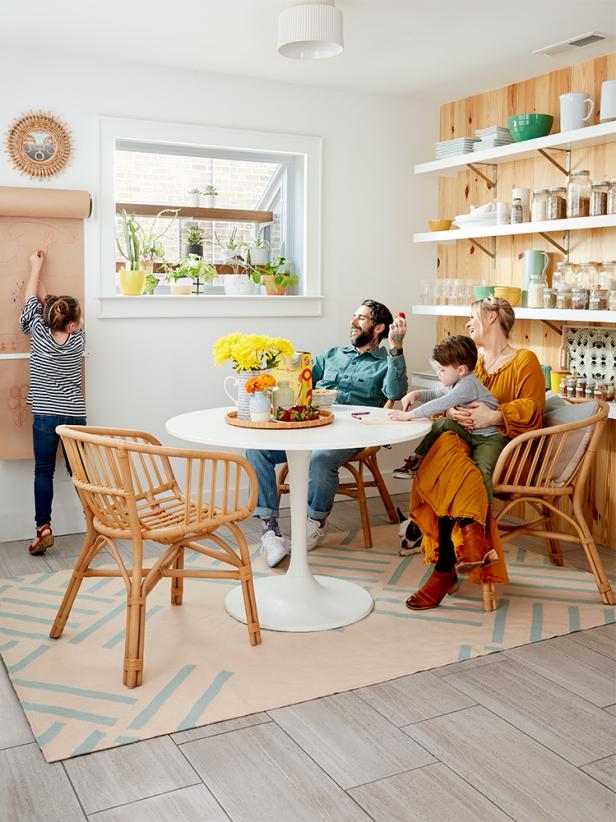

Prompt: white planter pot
xmin=223 ymin=276 xmax=253 ymax=296
xmin=191 ymin=193 xmax=201 ymax=207
xmin=170 ymin=277 xmax=194 ymax=295
xmin=250 ymin=247 xmax=269 ymax=266
xmin=204 ymin=194 xmax=217 ymax=208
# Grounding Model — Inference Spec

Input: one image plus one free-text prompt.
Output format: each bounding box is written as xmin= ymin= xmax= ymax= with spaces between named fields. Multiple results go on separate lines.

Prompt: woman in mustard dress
xmin=406 ymin=296 xmax=545 ymax=609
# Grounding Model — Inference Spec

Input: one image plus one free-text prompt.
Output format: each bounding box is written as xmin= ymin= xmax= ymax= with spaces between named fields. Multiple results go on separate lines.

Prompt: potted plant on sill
xmin=116 ymin=209 xmax=146 ymax=295
xmin=184 ymin=223 xmax=206 ymax=257
xmin=139 ymin=208 xmax=179 ymax=274
xmin=251 ymin=257 xmax=298 ymax=296
xmin=165 ymin=255 xmax=217 ymax=295
xmin=143 ymin=273 xmax=160 ymax=295
xmin=216 ymin=227 xmax=255 ymax=296
xmin=203 ymin=185 xmax=218 ymax=208
xmin=248 ymin=236 xmax=269 ymax=267
xmin=189 ymin=187 xmax=202 ymax=207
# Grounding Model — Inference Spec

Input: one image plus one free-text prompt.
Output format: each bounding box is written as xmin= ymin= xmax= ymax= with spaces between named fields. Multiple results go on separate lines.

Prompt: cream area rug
xmin=0 ymin=524 xmax=614 ymax=762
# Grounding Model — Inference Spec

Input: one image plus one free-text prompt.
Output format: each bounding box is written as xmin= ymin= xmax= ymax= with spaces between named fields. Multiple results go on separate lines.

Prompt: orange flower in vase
xmin=245 ymin=374 xmax=277 ymax=422
xmin=245 ymin=374 xmax=277 ymax=394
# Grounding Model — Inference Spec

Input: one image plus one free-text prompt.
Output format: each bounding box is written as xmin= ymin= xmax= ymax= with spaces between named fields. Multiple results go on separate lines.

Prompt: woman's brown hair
xmin=42 ymin=295 xmax=81 ymax=332
xmin=471 ymin=295 xmax=515 ymax=338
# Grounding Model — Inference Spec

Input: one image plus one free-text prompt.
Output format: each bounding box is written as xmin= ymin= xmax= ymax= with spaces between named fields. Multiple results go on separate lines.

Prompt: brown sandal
xmin=29 ymin=525 xmax=54 ymax=556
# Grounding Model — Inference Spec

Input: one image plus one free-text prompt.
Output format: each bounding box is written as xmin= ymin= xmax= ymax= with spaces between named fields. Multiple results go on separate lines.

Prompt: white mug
xmin=560 ymin=92 xmax=594 ymax=131
xmin=495 ymin=201 xmax=510 ymax=225
xmin=600 ymin=80 xmax=616 ymax=123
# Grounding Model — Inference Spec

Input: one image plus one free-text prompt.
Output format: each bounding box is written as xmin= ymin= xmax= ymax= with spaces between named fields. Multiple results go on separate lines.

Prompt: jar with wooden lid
xmin=547 ymin=186 xmax=566 ymax=220
xmin=607 ymin=178 xmax=616 ymax=215
xmin=590 ymin=180 xmax=608 ymax=216
xmin=556 ymin=288 xmax=572 ymax=310
xmin=567 ymin=170 xmax=591 ymax=218
xmin=589 ymin=289 xmax=609 ymax=311
xmin=571 ymin=288 xmax=589 ymax=310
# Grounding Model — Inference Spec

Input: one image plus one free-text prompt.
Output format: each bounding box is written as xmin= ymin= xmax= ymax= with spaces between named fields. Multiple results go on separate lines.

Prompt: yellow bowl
xmin=494 ymin=286 xmax=522 ymax=307
xmin=428 ymin=219 xmax=452 ymax=232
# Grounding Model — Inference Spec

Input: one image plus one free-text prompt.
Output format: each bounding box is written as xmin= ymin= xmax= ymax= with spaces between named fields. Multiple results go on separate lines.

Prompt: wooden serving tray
xmin=225 ymin=409 xmax=334 ymax=429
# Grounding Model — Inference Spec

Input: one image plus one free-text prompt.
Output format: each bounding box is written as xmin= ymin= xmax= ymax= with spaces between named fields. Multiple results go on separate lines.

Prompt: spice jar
xmin=606 ymin=382 xmax=615 ymax=401
xmin=567 ymin=170 xmax=591 ymax=218
xmin=531 ymin=189 xmax=548 ymax=222
xmin=608 ymin=178 xmax=616 ymax=215
xmin=543 ymin=287 xmax=557 ymax=308
xmin=594 ymin=382 xmax=606 ymax=401
xmin=590 ymin=180 xmax=608 ymax=216
xmin=585 ymin=380 xmax=595 ymax=400
xmin=575 ymin=378 xmax=586 ymax=399
xmin=511 ymin=197 xmax=523 ymax=224
xmin=559 ymin=377 xmax=568 ymax=397
xmin=571 ymin=288 xmax=589 ymax=310
xmin=547 ymin=186 xmax=567 ymax=220
xmin=566 ymin=376 xmax=577 ymax=398
xmin=610 ymin=290 xmax=616 ymax=311
xmin=589 ymin=289 xmax=609 ymax=311
xmin=556 ymin=288 xmax=572 ymax=309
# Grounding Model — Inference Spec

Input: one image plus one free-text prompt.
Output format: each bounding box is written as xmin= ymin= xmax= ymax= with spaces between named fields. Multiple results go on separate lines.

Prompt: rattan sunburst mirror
xmin=5 ymin=111 xmax=72 ymax=179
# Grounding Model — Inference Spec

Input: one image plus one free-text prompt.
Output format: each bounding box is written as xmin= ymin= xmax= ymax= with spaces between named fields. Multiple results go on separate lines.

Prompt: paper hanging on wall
xmin=0 ymin=185 xmax=89 ymax=459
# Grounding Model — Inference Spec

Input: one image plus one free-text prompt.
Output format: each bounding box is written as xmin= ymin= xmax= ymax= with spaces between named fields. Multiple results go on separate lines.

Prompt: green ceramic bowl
xmin=473 ymin=285 xmax=496 ymax=300
xmin=508 ymin=114 xmax=554 ymax=142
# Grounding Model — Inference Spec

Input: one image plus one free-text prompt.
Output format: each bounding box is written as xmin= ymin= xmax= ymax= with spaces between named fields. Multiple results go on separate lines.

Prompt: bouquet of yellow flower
xmin=244 ymin=374 xmax=277 ymax=394
xmin=213 ymin=333 xmax=295 ymax=372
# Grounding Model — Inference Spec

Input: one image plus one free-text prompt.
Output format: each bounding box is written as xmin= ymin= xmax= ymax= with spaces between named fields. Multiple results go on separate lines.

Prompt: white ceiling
xmin=2 ymin=0 xmax=615 ymax=101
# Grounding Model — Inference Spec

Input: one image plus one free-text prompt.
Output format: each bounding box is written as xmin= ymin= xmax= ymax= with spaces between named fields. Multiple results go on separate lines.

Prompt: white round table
xmin=166 ymin=405 xmax=431 ymax=632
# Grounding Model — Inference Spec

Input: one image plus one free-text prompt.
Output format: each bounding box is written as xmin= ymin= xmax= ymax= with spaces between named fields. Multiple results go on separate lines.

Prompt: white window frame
xmin=98 ymin=116 xmax=323 ymax=319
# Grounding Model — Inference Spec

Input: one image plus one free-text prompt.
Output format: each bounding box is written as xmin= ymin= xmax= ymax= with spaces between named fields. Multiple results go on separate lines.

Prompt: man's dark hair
xmin=432 ymin=335 xmax=478 ymax=371
xmin=362 ymin=299 xmax=393 ymax=342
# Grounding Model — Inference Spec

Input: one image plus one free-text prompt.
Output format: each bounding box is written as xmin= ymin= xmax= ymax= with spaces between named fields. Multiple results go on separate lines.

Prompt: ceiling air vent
xmin=532 ymin=32 xmax=608 ymax=57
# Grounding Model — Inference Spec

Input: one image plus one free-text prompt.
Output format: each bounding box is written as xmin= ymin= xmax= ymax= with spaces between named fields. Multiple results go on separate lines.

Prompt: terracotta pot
xmin=263 ymin=275 xmax=286 ymax=296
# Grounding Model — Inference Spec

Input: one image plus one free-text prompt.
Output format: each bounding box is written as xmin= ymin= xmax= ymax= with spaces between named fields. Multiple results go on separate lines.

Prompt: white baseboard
xmin=1 ymin=502 xmax=86 ymax=542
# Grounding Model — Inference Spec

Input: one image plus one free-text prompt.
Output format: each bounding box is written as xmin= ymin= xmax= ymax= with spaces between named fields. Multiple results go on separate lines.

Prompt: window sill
xmin=97 ymin=295 xmax=324 ymax=319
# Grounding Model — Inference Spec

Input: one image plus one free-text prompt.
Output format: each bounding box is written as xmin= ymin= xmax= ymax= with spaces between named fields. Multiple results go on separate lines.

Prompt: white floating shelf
xmin=414 ymin=214 xmax=616 ymax=244
xmin=415 ymin=121 xmax=616 ymax=177
xmin=411 ymin=305 xmax=616 ymax=323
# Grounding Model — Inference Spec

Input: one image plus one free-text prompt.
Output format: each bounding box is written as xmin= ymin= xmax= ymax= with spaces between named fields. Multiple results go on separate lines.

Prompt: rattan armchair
xmin=488 ymin=399 xmax=614 ymax=606
xmin=50 ymin=426 xmax=260 ymax=688
xmin=277 ymin=400 xmax=398 ymax=549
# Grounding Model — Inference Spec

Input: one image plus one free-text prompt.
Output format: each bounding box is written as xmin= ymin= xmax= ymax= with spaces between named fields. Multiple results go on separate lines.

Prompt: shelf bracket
xmin=537 ymin=147 xmax=571 ymax=176
xmin=469 ymin=237 xmax=496 ymax=261
xmin=541 ymin=319 xmax=562 ymax=335
xmin=538 ymin=230 xmax=569 ymax=258
xmin=466 ymin=163 xmax=497 ymax=190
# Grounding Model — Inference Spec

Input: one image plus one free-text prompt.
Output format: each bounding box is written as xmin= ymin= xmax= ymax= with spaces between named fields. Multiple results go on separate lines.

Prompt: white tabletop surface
xmin=165 ymin=404 xmax=432 ymax=451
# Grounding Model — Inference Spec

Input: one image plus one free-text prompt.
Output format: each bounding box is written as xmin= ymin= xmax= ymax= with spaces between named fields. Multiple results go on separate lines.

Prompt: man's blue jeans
xmin=33 ymin=414 xmax=86 ymax=528
xmin=246 ymin=448 xmax=362 ymax=522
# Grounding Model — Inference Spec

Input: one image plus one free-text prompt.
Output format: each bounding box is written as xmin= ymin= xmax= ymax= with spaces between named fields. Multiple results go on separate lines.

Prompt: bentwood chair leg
xmin=367 ymin=455 xmax=398 ymax=523
xmin=124 ymin=585 xmax=146 ymax=688
xmin=356 ymin=472 xmax=373 ymax=549
xmin=228 ymin=522 xmax=261 ymax=646
xmin=50 ymin=525 xmax=103 ymax=639
xmin=482 ymin=582 xmax=496 ymax=612
xmin=171 ymin=548 xmax=184 ymax=605
xmin=544 ymin=501 xmax=564 ymax=567
xmin=572 ymin=499 xmax=615 ymax=605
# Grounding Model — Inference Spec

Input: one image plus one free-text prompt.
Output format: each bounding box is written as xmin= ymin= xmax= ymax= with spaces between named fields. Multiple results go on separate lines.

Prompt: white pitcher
xmin=224 ymin=371 xmax=261 ymax=420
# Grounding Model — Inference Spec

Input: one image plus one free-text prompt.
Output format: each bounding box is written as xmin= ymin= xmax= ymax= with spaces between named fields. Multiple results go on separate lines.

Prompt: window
xmin=99 ymin=117 xmax=323 ymax=318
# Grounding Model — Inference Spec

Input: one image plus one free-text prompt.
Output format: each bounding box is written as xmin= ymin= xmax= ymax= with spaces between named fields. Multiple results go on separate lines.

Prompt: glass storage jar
xmin=594 ymin=382 xmax=606 ymax=401
xmin=600 ymin=260 xmax=616 ymax=291
xmin=589 ymin=289 xmax=609 ymax=311
xmin=511 ymin=198 xmax=523 ymax=224
xmin=553 ymin=261 xmax=577 ymax=290
xmin=610 ymin=290 xmax=616 ymax=311
xmin=527 ymin=274 xmax=547 ymax=308
xmin=590 ymin=180 xmax=608 ymax=216
xmin=608 ymin=178 xmax=616 ymax=215
xmin=571 ymin=288 xmax=589 ymax=310
xmin=566 ymin=376 xmax=577 ymax=398
xmin=559 ymin=377 xmax=568 ymax=397
xmin=547 ymin=186 xmax=567 ymax=220
xmin=543 ymin=287 xmax=557 ymax=308
xmin=606 ymin=381 xmax=615 ymax=401
xmin=531 ymin=189 xmax=548 ymax=222
xmin=556 ymin=288 xmax=572 ymax=310
xmin=576 ymin=261 xmax=599 ymax=289
xmin=585 ymin=381 xmax=595 ymax=400
xmin=575 ymin=378 xmax=586 ymax=399
xmin=567 ymin=170 xmax=591 ymax=218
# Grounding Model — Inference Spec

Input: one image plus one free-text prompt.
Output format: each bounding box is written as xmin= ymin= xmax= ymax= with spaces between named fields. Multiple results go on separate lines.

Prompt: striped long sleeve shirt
xmin=19 ymin=296 xmax=86 ymax=416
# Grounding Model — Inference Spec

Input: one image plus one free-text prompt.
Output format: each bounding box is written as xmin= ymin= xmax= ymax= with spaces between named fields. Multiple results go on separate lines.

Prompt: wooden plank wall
xmin=434 ymin=53 xmax=615 ymax=548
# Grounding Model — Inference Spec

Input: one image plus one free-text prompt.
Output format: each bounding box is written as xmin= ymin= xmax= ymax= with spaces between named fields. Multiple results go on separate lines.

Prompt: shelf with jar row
xmin=414 ymin=121 xmax=616 ymax=178
xmin=411 ymin=304 xmax=616 ymax=324
xmin=413 ymin=214 xmax=616 ymax=244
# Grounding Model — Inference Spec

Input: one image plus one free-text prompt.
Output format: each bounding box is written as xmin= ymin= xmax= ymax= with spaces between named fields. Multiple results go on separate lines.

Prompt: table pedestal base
xmin=225 ymin=574 xmax=374 ymax=632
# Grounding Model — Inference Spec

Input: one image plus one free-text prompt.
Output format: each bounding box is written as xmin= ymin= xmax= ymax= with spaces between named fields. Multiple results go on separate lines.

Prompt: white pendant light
xmin=278 ymin=0 xmax=344 ymax=60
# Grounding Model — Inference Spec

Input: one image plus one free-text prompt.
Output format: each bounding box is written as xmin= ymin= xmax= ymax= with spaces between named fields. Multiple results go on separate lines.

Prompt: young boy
xmin=389 ymin=335 xmax=506 ymax=506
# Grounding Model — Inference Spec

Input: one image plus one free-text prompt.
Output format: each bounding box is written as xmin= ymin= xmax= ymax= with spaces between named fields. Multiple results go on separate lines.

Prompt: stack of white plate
xmin=435 ymin=137 xmax=480 ymax=159
xmin=473 ymin=125 xmax=513 ymax=150
xmin=454 ymin=204 xmax=498 ymax=229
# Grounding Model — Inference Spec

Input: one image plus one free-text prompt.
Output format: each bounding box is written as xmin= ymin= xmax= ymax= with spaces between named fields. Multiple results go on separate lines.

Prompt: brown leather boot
xmin=455 ymin=521 xmax=498 ymax=574
xmin=405 ymin=568 xmax=459 ymax=610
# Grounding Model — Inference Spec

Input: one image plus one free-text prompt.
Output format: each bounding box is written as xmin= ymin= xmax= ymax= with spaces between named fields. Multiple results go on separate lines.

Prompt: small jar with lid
xmin=547 ymin=186 xmax=567 ymax=220
xmin=607 ymin=178 xmax=616 ymax=215
xmin=571 ymin=287 xmax=589 ymax=310
xmin=527 ymin=274 xmax=547 ymax=308
xmin=606 ymin=381 xmax=615 ymax=401
xmin=600 ymin=260 xmax=616 ymax=291
xmin=594 ymin=382 xmax=606 ymax=401
xmin=575 ymin=378 xmax=586 ymax=399
xmin=576 ymin=261 xmax=599 ymax=289
xmin=567 ymin=170 xmax=591 ymax=218
xmin=585 ymin=380 xmax=595 ymax=400
xmin=543 ymin=287 xmax=557 ymax=308
xmin=553 ymin=260 xmax=577 ymax=290
xmin=511 ymin=198 xmax=523 ymax=224
xmin=589 ymin=289 xmax=609 ymax=311
xmin=566 ymin=376 xmax=577 ymax=398
xmin=556 ymin=288 xmax=572 ymax=310
xmin=590 ymin=180 xmax=609 ymax=216
xmin=610 ymin=290 xmax=616 ymax=311
xmin=531 ymin=189 xmax=548 ymax=222
xmin=559 ymin=376 xmax=568 ymax=397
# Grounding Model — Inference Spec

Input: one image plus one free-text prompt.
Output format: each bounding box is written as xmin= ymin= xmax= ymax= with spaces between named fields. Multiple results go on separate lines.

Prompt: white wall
xmin=0 ymin=49 xmax=438 ymax=539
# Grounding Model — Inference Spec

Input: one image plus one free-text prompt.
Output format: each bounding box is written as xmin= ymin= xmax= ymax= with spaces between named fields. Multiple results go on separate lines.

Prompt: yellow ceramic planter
xmin=119 ymin=268 xmax=146 ymax=296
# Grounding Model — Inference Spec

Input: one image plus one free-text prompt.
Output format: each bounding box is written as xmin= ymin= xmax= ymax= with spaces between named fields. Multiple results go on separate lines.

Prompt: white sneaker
xmin=306 ymin=517 xmax=325 ymax=551
xmin=260 ymin=530 xmax=290 ymax=568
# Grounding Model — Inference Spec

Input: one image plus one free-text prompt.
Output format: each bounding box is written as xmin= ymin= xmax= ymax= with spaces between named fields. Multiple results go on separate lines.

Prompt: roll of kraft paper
xmin=0 ymin=186 xmax=92 ymax=219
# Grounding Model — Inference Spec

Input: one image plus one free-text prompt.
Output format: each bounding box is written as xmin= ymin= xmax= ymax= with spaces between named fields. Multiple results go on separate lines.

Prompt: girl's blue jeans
xmin=33 ymin=414 xmax=86 ymax=528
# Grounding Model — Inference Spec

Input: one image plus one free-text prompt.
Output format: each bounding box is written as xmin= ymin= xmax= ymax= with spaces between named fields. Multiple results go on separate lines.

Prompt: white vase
xmin=191 ymin=193 xmax=201 ymax=207
xmin=249 ymin=391 xmax=272 ymax=422
xmin=204 ymin=194 xmax=217 ymax=208
xmin=250 ymin=247 xmax=269 ymax=266
xmin=223 ymin=276 xmax=253 ymax=296
xmin=170 ymin=277 xmax=193 ymax=295
xmin=224 ymin=370 xmax=263 ymax=420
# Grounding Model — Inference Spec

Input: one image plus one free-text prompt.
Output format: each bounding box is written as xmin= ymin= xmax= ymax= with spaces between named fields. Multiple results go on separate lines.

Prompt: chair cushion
xmin=542 ymin=396 xmax=599 ymax=487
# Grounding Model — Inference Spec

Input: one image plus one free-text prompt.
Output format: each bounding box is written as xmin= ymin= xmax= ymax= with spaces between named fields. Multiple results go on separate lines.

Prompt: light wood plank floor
xmin=1 ymin=494 xmax=615 ymax=822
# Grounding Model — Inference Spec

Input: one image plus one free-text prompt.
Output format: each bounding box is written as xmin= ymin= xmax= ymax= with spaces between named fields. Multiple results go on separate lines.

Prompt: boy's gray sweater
xmin=410 ymin=373 xmax=500 ymax=437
